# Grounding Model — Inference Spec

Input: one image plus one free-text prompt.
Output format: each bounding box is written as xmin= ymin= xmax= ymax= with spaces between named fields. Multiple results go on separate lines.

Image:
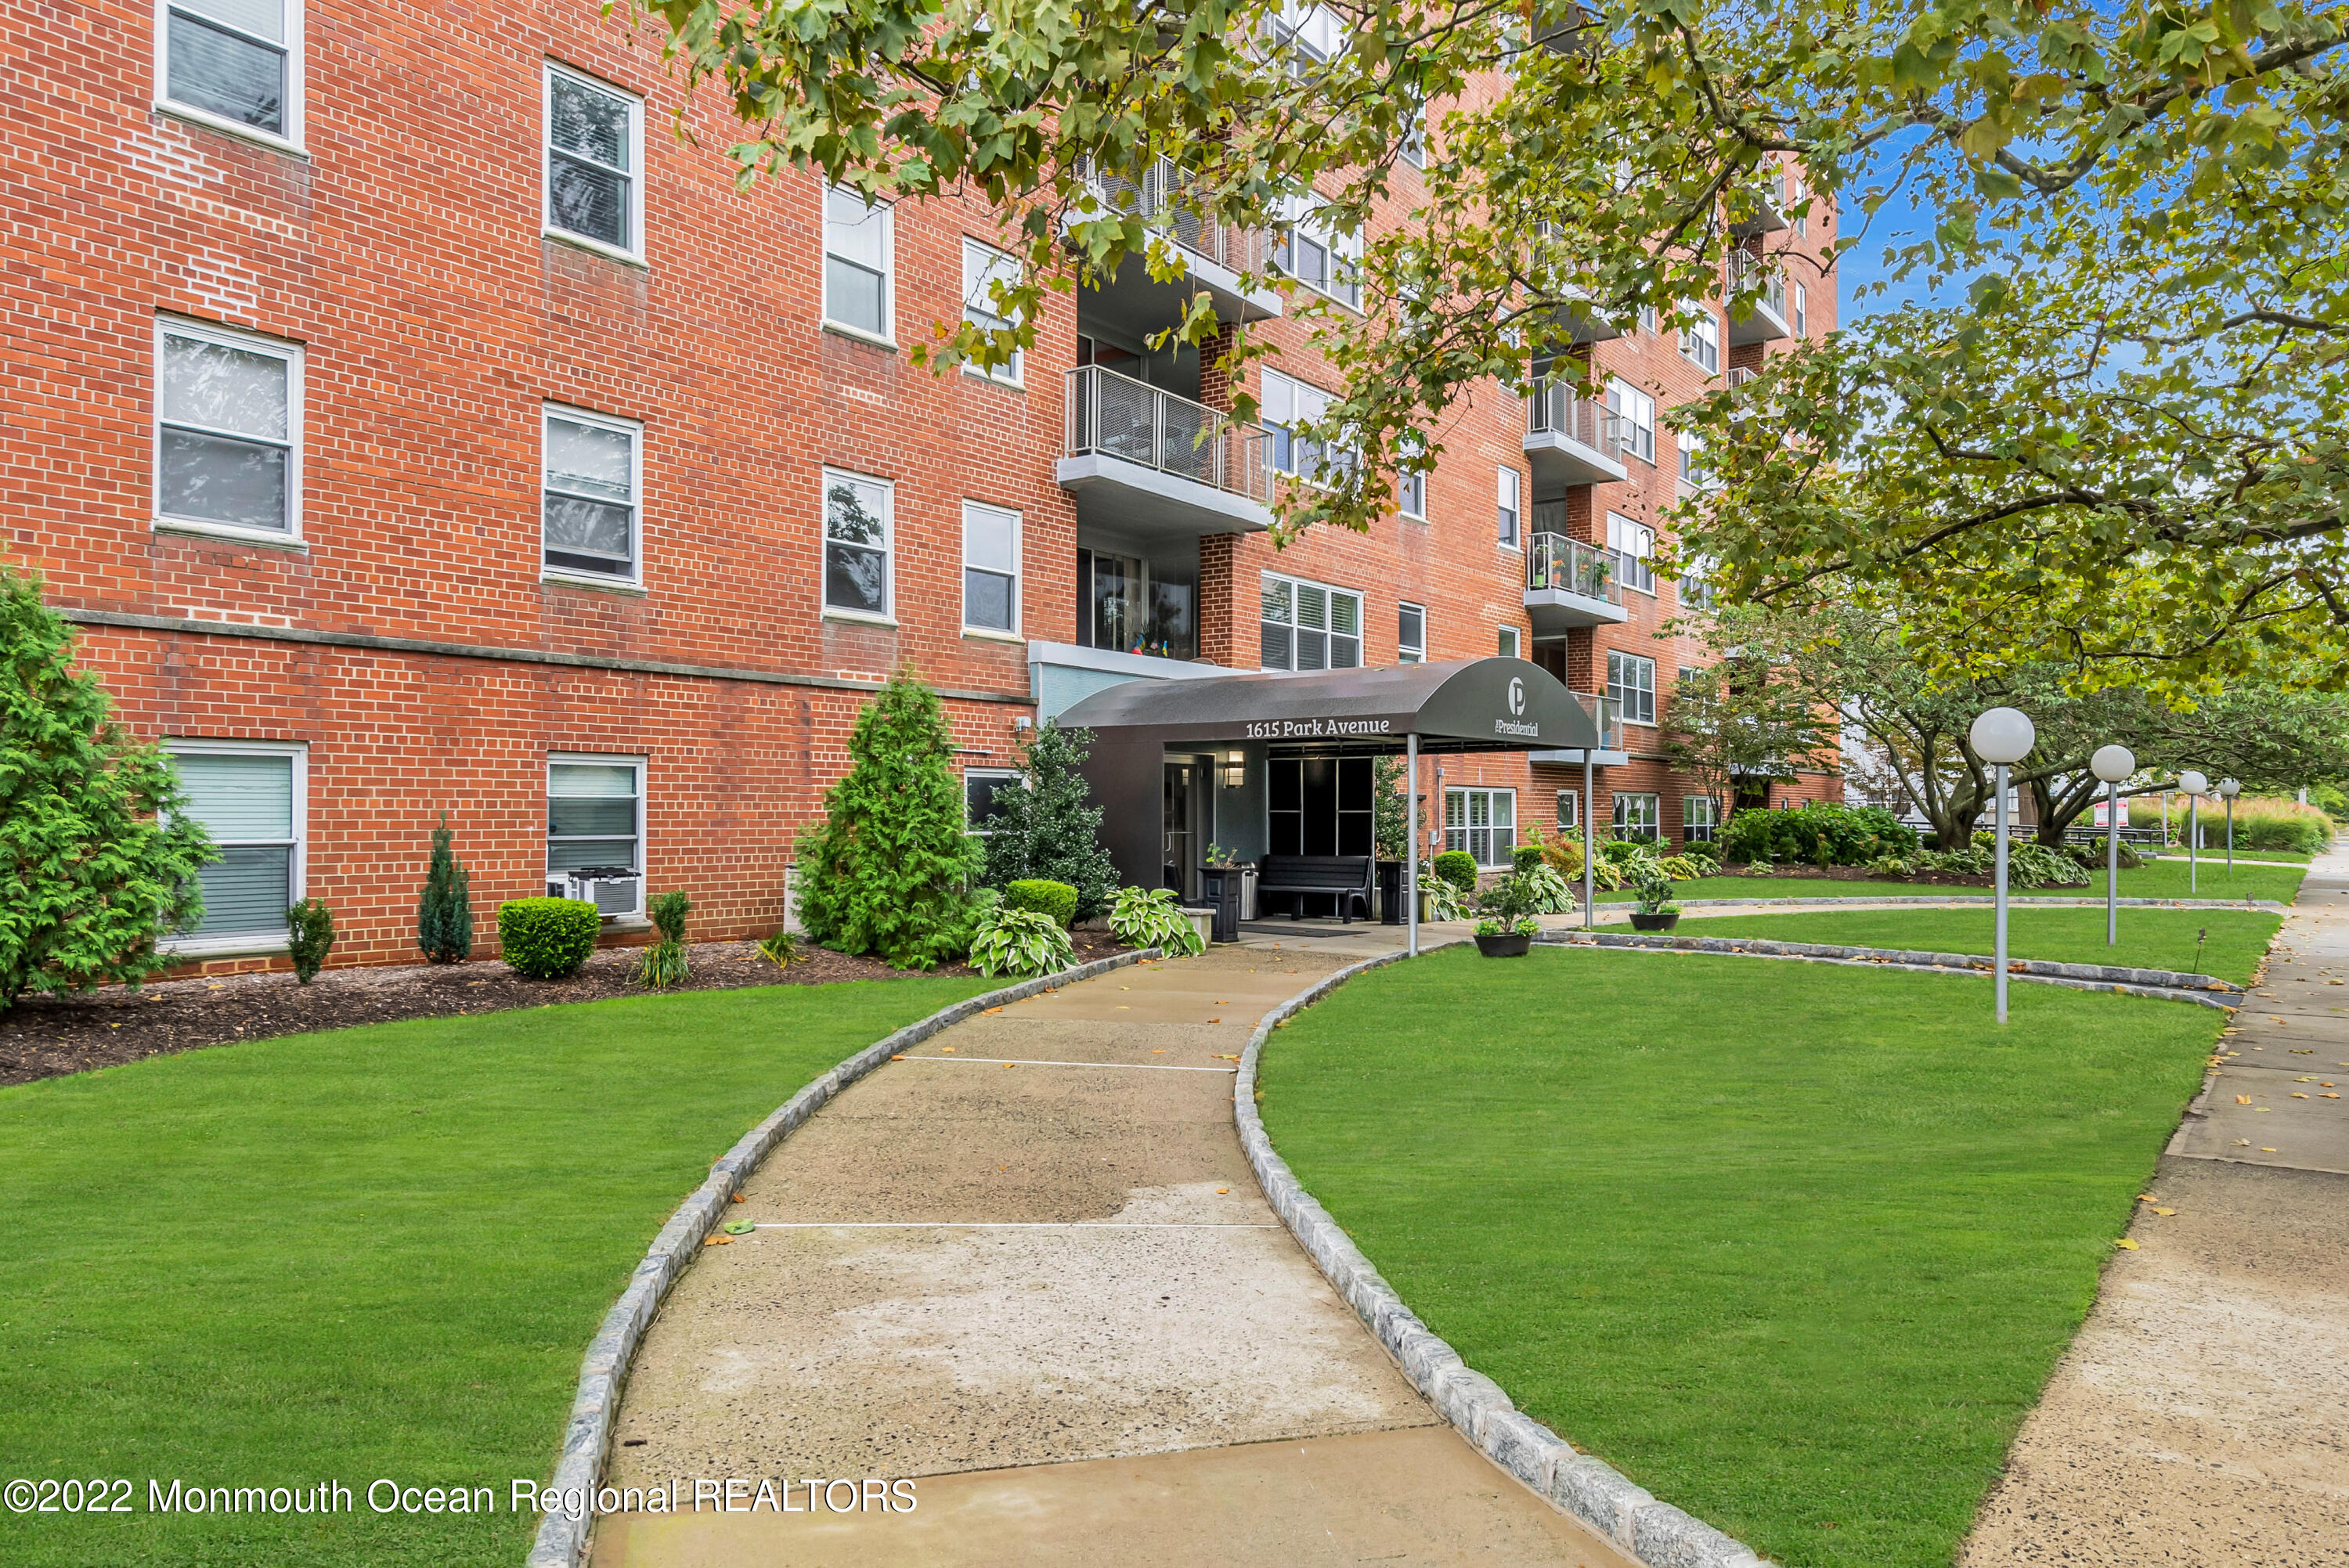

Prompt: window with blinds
xmin=1260 ymin=571 xmax=1361 ymax=672
xmin=547 ymin=759 xmax=644 ymax=916
xmin=1444 ymin=787 xmax=1516 ymax=867
xmin=169 ymin=748 xmax=299 ymax=940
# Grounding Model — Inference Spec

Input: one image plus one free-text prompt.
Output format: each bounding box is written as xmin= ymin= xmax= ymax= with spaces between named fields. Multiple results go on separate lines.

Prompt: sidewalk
xmin=1959 ymin=839 xmax=2349 ymax=1566
xmin=590 ymin=945 xmax=1632 ymax=1568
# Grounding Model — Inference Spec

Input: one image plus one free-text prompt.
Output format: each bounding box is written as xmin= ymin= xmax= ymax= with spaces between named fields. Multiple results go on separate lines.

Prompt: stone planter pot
xmin=1629 ymin=911 xmax=1680 ymax=932
xmin=1474 ymin=931 xmax=1534 ymax=957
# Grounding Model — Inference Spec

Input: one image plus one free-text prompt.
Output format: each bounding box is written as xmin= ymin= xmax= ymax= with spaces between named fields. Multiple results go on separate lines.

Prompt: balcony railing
xmin=1573 ymin=690 xmax=1625 ymax=752
xmin=1526 ymin=532 xmax=1622 ymax=605
xmin=1076 ymin=156 xmax=1268 ymax=277
xmin=1727 ymin=247 xmax=1787 ymax=319
xmin=1525 ymin=380 xmax=1624 ymax=453
xmin=1065 ymin=364 xmax=1274 ymax=503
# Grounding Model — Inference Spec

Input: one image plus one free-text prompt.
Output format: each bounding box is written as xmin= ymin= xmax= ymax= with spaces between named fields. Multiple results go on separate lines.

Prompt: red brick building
xmin=3 ymin=0 xmax=1838 ymax=970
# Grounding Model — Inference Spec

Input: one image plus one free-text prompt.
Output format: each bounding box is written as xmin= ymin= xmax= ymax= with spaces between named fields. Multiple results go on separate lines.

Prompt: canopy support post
xmin=1405 ymin=731 xmax=1420 ymax=958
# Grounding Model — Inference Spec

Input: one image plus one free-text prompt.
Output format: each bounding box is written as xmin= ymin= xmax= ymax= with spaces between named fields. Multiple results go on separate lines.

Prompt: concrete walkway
xmin=1959 ymin=840 xmax=2349 ymax=1566
xmin=590 ymin=944 xmax=1633 ymax=1567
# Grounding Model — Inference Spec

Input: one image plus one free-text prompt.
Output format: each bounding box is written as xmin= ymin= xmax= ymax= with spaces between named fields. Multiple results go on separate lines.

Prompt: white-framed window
xmin=158 ymin=0 xmax=301 ymax=146
xmin=1261 ymin=571 xmax=1362 ymax=671
xmin=547 ymin=755 xmax=645 ymax=917
xmin=1613 ymin=791 xmax=1662 ymax=842
xmin=1677 ymin=428 xmax=1714 ymax=492
xmin=1607 ymin=512 xmax=1655 ymax=594
xmin=1555 ymin=789 xmax=1580 ymax=831
xmin=542 ymin=406 xmax=641 ymax=584
xmin=1395 ymin=437 xmax=1427 ymax=519
xmin=1498 ymin=625 xmax=1521 ymax=660
xmin=544 ymin=63 xmax=642 ymax=260
xmin=1684 ymin=794 xmax=1720 ymax=843
xmin=1274 ymin=196 xmax=1361 ymax=310
xmin=1444 ymin=787 xmax=1517 ymax=867
xmin=164 ymin=740 xmax=305 ymax=949
xmin=822 ymin=468 xmax=893 ymax=620
xmin=964 ymin=768 xmax=1022 ymax=837
xmin=1399 ymin=108 xmax=1427 ymax=168
xmin=1607 ymin=377 xmax=1656 ymax=463
xmin=823 ymin=186 xmax=893 ymax=342
xmin=961 ymin=238 xmax=1023 ymax=384
xmin=1607 ymin=648 xmax=1658 ymax=725
xmin=1637 ymin=303 xmax=1659 ymax=335
xmin=1397 ymin=602 xmax=1426 ymax=664
xmin=155 ymin=315 xmax=301 ymax=543
xmin=1679 ymin=553 xmax=1719 ymax=613
xmin=1497 ymin=465 xmax=1521 ymax=550
xmin=1262 ymin=369 xmax=1353 ymax=481
xmin=962 ymin=500 xmax=1020 ymax=634
xmin=1680 ymin=304 xmax=1719 ymax=375
xmin=1794 ymin=282 xmax=1808 ymax=337
xmin=1275 ymin=0 xmax=1347 ymax=70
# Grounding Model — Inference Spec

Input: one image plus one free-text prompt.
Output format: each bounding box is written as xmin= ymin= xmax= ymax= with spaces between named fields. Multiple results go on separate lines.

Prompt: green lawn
xmin=1673 ymin=907 xmax=2279 ymax=985
xmin=0 ymin=978 xmax=989 ymax=1567
xmin=1258 ymin=946 xmax=2222 ymax=1568
xmin=1598 ymin=857 xmax=2306 ymax=905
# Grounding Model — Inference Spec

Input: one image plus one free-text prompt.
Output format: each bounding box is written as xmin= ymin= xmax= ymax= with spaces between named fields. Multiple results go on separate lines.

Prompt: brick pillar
xmin=1197 ymin=532 xmax=1254 ymax=669
xmin=1196 ymin=322 xmax=1239 ymax=412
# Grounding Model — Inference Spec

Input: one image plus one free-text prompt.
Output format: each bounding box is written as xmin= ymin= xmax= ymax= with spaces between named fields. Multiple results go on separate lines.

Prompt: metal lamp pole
xmin=2091 ymin=745 xmax=2135 ymax=948
xmin=1405 ymin=732 xmax=1420 ymax=957
xmin=1971 ymin=708 xmax=2037 ymax=1023
xmin=2219 ymin=777 xmax=2239 ymax=874
xmin=1582 ymin=753 xmax=1596 ymax=928
xmin=2178 ymin=772 xmax=2208 ymax=896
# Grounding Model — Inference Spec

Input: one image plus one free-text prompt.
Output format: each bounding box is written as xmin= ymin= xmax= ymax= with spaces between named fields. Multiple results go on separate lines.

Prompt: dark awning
xmin=1055 ymin=656 xmax=1604 ymax=755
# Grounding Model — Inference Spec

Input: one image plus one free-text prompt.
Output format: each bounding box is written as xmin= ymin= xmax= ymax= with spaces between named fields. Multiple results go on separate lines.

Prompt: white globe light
xmin=2178 ymin=770 xmax=2208 ymax=795
xmin=2090 ymin=744 xmax=2136 ymax=784
xmin=1969 ymin=706 xmax=2037 ymax=766
xmin=2219 ymin=777 xmax=2241 ymax=798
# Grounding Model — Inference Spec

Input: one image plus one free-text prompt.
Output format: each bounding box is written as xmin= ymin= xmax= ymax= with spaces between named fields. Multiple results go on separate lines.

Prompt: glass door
xmin=1163 ymin=762 xmax=1198 ymax=899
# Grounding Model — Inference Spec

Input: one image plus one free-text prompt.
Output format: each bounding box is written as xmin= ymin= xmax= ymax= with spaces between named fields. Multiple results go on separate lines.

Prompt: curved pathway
xmin=590 ymin=944 xmax=1633 ymax=1567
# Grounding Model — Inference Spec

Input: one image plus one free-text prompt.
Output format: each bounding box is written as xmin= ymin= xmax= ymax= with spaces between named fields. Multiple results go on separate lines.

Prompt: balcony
xmin=1072 ymin=157 xmax=1283 ymax=335
xmin=1059 ymin=365 xmax=1275 ymax=539
xmin=1532 ymin=691 xmax=1626 ymax=767
xmin=1523 ymin=531 xmax=1628 ymax=634
xmin=1523 ymin=380 xmax=1628 ymax=488
xmin=1730 ymin=171 xmax=1790 ymax=237
xmin=1727 ymin=249 xmax=1789 ymax=344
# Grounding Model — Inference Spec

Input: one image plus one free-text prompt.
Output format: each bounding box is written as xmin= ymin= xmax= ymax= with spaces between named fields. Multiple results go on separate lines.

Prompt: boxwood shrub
xmin=1433 ymin=850 xmax=1480 ymax=892
xmin=1720 ymin=802 xmax=1918 ymax=867
xmin=1001 ymin=878 xmax=1080 ymax=928
xmin=497 ymin=897 xmax=601 ymax=979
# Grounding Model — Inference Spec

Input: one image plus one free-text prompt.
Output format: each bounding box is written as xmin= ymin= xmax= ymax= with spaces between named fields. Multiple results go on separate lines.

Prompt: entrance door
xmin=1163 ymin=762 xmax=1199 ymax=899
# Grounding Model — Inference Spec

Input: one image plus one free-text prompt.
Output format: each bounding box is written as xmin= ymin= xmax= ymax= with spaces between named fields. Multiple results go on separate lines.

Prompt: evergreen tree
xmin=0 ymin=563 xmax=213 ymax=1011
xmin=980 ymin=720 xmax=1120 ymax=921
xmin=796 ymin=668 xmax=981 ymax=969
xmin=416 ymin=813 xmax=473 ymax=963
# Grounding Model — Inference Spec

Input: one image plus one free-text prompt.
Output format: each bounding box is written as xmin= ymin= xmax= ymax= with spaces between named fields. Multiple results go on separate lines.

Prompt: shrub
xmin=1515 ymin=861 xmax=1579 ymax=914
xmin=634 ymin=889 xmax=692 ymax=989
xmin=978 ymin=720 xmax=1120 ymax=922
xmin=1107 ymin=886 xmax=1205 ymax=955
xmin=2008 ymin=843 xmax=2091 ymax=889
xmin=498 ymin=898 xmax=601 ymax=980
xmin=796 ymin=669 xmax=983 ymax=969
xmin=0 ymin=564 xmax=213 ymax=1011
xmin=1511 ymin=843 xmax=1547 ymax=875
xmin=1655 ymin=854 xmax=1708 ymax=881
xmin=416 ymin=813 xmax=474 ymax=964
xmin=1680 ymin=841 xmax=1723 ymax=870
xmin=1720 ymin=802 xmax=1918 ymax=867
xmin=756 ymin=928 xmax=799 ymax=968
xmin=1433 ymin=850 xmax=1480 ymax=892
xmin=1418 ymin=871 xmax=1470 ymax=921
xmin=286 ymin=898 xmax=335 ymax=984
xmin=1598 ymin=838 xmax=1650 ymax=867
xmin=1631 ymin=860 xmax=1680 ymax=914
xmin=968 ymin=905 xmax=1077 ymax=979
xmin=2063 ymin=839 xmax=2144 ymax=871
xmin=1003 ymin=878 xmax=1080 ymax=928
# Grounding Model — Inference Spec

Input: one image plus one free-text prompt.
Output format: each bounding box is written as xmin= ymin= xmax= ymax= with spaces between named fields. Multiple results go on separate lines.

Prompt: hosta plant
xmin=968 ymin=905 xmax=1077 ymax=979
xmin=1106 ymin=886 xmax=1205 ymax=956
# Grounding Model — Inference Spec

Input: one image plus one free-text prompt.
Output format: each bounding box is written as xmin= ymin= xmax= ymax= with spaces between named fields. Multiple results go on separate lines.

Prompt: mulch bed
xmin=1712 ymin=863 xmax=2001 ymax=889
xmin=0 ymin=933 xmax=1136 ymax=1090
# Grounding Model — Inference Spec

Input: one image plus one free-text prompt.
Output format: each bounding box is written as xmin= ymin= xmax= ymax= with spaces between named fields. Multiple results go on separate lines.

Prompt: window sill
xmin=822 ymin=320 xmax=900 ymax=352
xmin=962 ymin=625 xmax=1025 ymax=643
xmin=1398 ymin=512 xmax=1428 ymax=524
xmin=823 ymin=608 xmax=900 ymax=629
xmin=960 ymin=365 xmax=1025 ymax=392
xmin=600 ymin=915 xmax=652 ymax=934
xmin=154 ymin=101 xmax=308 ymax=159
xmin=162 ymin=932 xmax=290 ymax=961
xmin=154 ymin=519 xmax=308 ymax=551
xmin=543 ymin=229 xmax=648 ymax=269
xmin=541 ymin=571 xmax=648 ymax=596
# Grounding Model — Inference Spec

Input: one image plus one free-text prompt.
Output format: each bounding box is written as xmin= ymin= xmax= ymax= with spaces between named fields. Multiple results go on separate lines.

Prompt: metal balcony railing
xmin=1525 ymin=380 xmax=1624 ymax=453
xmin=1526 ymin=532 xmax=1622 ymax=605
xmin=1572 ymin=690 xmax=1625 ymax=752
xmin=1075 ymin=156 xmax=1268 ymax=277
xmin=1065 ymin=364 xmax=1275 ymax=503
xmin=1727 ymin=247 xmax=1787 ymax=319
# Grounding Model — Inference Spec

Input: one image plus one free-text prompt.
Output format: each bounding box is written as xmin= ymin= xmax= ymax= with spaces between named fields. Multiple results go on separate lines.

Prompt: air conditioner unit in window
xmin=547 ymin=867 xmax=639 ymax=914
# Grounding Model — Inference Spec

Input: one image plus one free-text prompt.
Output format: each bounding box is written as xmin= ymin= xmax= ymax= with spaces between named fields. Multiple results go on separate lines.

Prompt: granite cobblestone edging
xmin=1233 ymin=948 xmax=1775 ymax=1568
xmin=525 ymin=947 xmax=1160 ymax=1568
xmin=1543 ymin=931 xmax=2250 ymax=1008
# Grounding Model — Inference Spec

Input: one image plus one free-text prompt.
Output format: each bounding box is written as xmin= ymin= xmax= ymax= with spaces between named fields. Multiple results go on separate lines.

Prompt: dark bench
xmin=1257 ymin=854 xmax=1374 ymax=924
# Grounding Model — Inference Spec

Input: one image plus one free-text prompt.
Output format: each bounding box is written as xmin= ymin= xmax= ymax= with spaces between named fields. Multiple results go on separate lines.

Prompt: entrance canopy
xmin=1056 ymin=656 xmax=1604 ymax=755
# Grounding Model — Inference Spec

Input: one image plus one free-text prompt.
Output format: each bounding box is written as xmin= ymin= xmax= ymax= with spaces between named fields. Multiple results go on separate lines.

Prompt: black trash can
xmin=1377 ymin=860 xmax=1406 ymax=925
xmin=1198 ymin=866 xmax=1244 ymax=944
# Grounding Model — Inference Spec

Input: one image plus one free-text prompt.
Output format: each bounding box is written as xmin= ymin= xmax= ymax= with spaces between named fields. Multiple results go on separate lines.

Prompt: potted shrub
xmin=1628 ymin=861 xmax=1681 ymax=932
xmin=1472 ymin=867 xmax=1543 ymax=957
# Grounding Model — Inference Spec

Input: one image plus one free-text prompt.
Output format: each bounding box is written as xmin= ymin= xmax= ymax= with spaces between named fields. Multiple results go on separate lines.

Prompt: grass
xmin=1674 ymin=907 xmax=2280 ymax=985
xmin=2147 ymin=845 xmax=2326 ymax=863
xmin=0 ymin=978 xmax=990 ymax=1567
xmin=1598 ymin=857 xmax=2306 ymax=905
xmin=1258 ymin=945 xmax=2224 ymax=1568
